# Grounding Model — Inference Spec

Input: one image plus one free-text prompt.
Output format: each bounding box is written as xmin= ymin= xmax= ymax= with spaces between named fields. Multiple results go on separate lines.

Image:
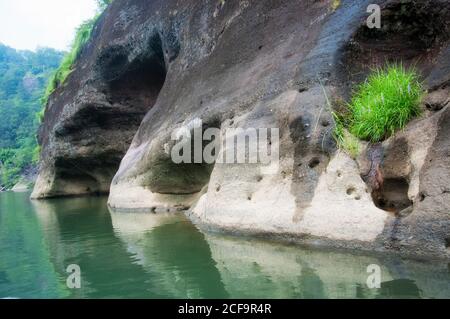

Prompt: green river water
xmin=0 ymin=191 xmax=449 ymax=299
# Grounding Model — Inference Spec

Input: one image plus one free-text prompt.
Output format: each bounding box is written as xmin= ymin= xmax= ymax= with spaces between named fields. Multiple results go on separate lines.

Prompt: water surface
xmin=0 ymin=192 xmax=449 ymax=299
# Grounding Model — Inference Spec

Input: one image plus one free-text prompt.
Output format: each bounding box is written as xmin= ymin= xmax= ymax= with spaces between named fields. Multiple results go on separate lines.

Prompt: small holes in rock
xmin=337 ymin=171 xmax=342 ymax=178
xmin=355 ymin=195 xmax=361 ymax=201
xmin=256 ymin=175 xmax=263 ymax=182
xmin=419 ymin=192 xmax=426 ymax=202
xmin=308 ymin=158 xmax=320 ymax=169
xmin=298 ymin=86 xmax=308 ymax=93
xmin=258 ymin=45 xmax=263 ymax=50
xmin=247 ymin=195 xmax=252 ymax=201
xmin=347 ymin=187 xmax=356 ymax=196
xmin=321 ymin=119 xmax=330 ymax=127
xmin=445 ymin=237 xmax=450 ymax=250
xmin=216 ymin=184 xmax=221 ymax=192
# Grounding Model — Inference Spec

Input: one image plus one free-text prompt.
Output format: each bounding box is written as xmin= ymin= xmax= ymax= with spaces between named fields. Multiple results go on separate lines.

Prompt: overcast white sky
xmin=0 ymin=0 xmax=98 ymax=51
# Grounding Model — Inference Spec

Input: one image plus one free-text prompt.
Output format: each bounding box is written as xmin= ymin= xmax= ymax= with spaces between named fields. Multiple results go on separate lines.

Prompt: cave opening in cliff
xmin=372 ymin=178 xmax=413 ymax=215
xmin=51 ymin=34 xmax=168 ymax=197
xmin=106 ymin=50 xmax=166 ymax=112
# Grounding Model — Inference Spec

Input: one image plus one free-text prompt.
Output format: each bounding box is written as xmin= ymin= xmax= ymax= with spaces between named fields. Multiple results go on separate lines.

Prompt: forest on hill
xmin=0 ymin=44 xmax=63 ymax=189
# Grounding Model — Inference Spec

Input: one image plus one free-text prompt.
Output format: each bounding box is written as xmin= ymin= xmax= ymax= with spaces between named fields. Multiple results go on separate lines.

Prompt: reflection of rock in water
xmin=379 ymin=259 xmax=450 ymax=299
xmin=29 ymin=197 xmax=450 ymax=298
xmin=203 ymin=233 xmax=385 ymax=298
xmin=378 ymin=279 xmax=422 ymax=299
xmin=202 ymin=233 xmax=450 ymax=299
xmin=32 ymin=198 xmax=158 ymax=298
xmin=109 ymin=210 xmax=181 ymax=266
xmin=109 ymin=208 xmax=228 ymax=298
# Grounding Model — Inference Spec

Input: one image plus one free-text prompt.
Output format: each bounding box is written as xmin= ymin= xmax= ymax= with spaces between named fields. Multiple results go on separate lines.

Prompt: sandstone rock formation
xmin=33 ymin=0 xmax=450 ymax=258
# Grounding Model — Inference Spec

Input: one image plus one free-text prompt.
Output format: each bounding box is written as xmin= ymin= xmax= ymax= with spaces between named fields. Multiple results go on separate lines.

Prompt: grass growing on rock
xmin=333 ymin=114 xmax=360 ymax=159
xmin=320 ymin=84 xmax=361 ymax=158
xmin=347 ymin=64 xmax=424 ymax=142
xmin=40 ymin=1 xmax=114 ymax=109
xmin=41 ymin=18 xmax=97 ymax=108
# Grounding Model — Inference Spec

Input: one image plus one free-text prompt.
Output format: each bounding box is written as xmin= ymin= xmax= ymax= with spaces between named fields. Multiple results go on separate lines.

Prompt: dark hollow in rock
xmin=143 ymin=119 xmax=221 ymax=195
xmin=372 ymin=178 xmax=413 ymax=214
xmin=47 ymin=34 xmax=168 ymax=196
xmin=346 ymin=187 xmax=355 ymax=196
xmin=419 ymin=192 xmax=426 ymax=202
xmin=424 ymin=88 xmax=450 ymax=112
xmin=308 ymin=157 xmax=320 ymax=169
xmin=340 ymin=0 xmax=450 ymax=86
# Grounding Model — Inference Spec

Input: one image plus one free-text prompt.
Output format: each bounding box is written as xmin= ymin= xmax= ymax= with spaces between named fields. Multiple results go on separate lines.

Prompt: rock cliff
xmin=33 ymin=0 xmax=450 ymax=259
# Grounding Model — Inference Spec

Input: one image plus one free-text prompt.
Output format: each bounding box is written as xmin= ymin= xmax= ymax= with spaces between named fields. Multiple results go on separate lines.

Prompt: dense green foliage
xmin=347 ymin=65 xmax=424 ymax=142
xmin=0 ymin=0 xmax=112 ymax=189
xmin=0 ymin=44 xmax=63 ymax=188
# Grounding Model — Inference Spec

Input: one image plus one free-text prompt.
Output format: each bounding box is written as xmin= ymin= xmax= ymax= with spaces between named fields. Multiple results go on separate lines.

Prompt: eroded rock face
xmin=34 ymin=0 xmax=450 ymax=258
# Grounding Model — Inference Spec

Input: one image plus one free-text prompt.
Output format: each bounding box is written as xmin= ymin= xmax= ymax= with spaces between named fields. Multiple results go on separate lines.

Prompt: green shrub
xmin=348 ymin=64 xmax=424 ymax=142
xmin=41 ymin=18 xmax=98 ymax=107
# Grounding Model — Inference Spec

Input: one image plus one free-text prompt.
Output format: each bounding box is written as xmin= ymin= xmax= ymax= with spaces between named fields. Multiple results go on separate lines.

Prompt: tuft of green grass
xmin=319 ymin=83 xmax=361 ymax=158
xmin=332 ymin=112 xmax=360 ymax=158
xmin=348 ymin=64 xmax=424 ymax=142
